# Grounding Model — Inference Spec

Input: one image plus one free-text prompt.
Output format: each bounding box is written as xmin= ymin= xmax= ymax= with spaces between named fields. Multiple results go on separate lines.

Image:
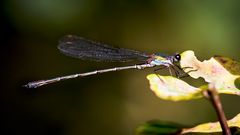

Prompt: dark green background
xmin=1 ymin=1 xmax=240 ymax=135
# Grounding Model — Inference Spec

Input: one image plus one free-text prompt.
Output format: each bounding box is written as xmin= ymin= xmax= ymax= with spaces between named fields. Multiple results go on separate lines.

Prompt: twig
xmin=203 ymin=87 xmax=231 ymax=135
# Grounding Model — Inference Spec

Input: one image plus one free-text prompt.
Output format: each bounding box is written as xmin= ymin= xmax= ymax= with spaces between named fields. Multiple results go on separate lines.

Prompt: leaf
xmin=136 ymin=114 xmax=240 ymax=135
xmin=146 ymin=74 xmax=203 ymax=101
xmin=136 ymin=120 xmax=185 ymax=135
xmin=214 ymin=55 xmax=240 ymax=75
xmin=180 ymin=50 xmax=240 ymax=95
xmin=146 ymin=51 xmax=240 ymax=100
xmin=181 ymin=113 xmax=240 ymax=134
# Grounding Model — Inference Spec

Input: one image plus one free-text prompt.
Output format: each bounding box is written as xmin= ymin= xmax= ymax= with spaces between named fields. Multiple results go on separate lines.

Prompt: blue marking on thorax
xmin=150 ymin=59 xmax=170 ymax=66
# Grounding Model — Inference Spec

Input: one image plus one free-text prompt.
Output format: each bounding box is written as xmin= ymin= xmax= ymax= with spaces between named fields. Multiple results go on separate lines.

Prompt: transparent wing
xmin=58 ymin=35 xmax=150 ymax=62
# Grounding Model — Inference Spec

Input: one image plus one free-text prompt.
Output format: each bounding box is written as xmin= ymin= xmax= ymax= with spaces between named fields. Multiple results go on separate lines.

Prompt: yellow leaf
xmin=180 ymin=50 xmax=240 ymax=95
xmin=146 ymin=74 xmax=203 ymax=101
xmin=181 ymin=113 xmax=240 ymax=134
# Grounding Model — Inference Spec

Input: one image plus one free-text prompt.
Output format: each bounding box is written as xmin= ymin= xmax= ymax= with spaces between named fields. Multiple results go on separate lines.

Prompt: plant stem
xmin=203 ymin=88 xmax=231 ymax=135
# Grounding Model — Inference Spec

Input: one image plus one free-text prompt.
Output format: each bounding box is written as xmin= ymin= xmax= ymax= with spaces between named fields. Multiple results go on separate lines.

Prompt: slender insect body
xmin=24 ymin=35 xmax=183 ymax=88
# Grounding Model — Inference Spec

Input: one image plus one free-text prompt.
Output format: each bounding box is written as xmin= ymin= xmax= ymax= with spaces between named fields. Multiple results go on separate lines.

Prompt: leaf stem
xmin=203 ymin=87 xmax=231 ymax=135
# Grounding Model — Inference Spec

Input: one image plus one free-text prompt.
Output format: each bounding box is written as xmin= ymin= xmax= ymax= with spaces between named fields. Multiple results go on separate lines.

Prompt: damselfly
xmin=24 ymin=35 xmax=183 ymax=88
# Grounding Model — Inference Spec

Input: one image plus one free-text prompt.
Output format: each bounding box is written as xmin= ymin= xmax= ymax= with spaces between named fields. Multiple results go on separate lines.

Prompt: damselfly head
xmin=174 ymin=53 xmax=181 ymax=62
xmin=165 ymin=53 xmax=181 ymax=64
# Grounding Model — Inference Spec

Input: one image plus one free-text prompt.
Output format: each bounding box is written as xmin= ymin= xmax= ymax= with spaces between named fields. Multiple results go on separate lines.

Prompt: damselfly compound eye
xmin=174 ymin=54 xmax=181 ymax=61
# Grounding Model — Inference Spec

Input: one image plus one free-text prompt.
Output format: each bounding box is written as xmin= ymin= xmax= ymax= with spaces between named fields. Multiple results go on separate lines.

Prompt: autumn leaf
xmin=181 ymin=113 xmax=240 ymax=134
xmin=146 ymin=74 xmax=203 ymax=101
xmin=147 ymin=50 xmax=240 ymax=101
xmin=136 ymin=113 xmax=240 ymax=135
xmin=180 ymin=50 xmax=240 ymax=95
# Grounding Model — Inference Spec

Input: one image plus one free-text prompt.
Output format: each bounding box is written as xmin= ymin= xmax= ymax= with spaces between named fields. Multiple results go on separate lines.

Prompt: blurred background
xmin=1 ymin=0 xmax=240 ymax=135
